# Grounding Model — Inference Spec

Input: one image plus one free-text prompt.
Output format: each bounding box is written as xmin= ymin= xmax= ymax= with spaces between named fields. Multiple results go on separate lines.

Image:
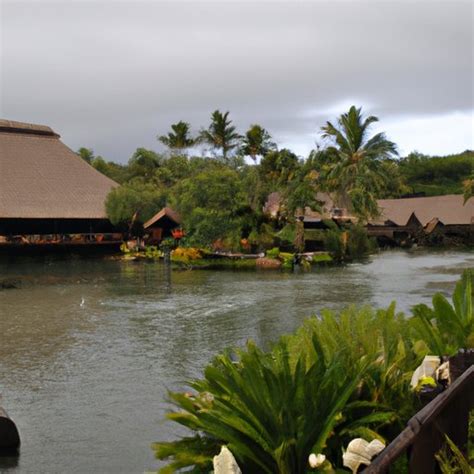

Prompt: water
xmin=0 ymin=249 xmax=472 ymax=473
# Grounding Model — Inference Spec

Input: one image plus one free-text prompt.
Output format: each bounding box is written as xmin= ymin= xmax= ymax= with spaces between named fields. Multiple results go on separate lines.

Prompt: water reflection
xmin=0 ymin=249 xmax=472 ymax=473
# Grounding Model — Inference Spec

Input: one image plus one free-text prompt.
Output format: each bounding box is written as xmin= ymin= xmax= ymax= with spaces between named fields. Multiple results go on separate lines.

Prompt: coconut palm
xmin=320 ymin=106 xmax=398 ymax=220
xmin=158 ymin=121 xmax=196 ymax=152
xmin=199 ymin=110 xmax=241 ymax=160
xmin=240 ymin=124 xmax=276 ymax=162
xmin=463 ymin=176 xmax=473 ymax=204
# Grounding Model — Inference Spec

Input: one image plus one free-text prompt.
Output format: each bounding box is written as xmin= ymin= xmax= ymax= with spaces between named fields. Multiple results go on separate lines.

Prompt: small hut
xmin=144 ymin=207 xmax=181 ymax=243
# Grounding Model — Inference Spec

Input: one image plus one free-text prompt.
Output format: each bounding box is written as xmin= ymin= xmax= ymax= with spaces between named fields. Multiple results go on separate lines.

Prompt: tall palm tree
xmin=320 ymin=106 xmax=398 ymax=220
xmin=199 ymin=110 xmax=241 ymax=160
xmin=463 ymin=176 xmax=473 ymax=204
xmin=240 ymin=124 xmax=276 ymax=162
xmin=158 ymin=121 xmax=196 ymax=152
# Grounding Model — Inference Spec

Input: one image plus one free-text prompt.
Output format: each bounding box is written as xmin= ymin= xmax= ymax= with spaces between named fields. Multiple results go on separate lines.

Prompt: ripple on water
xmin=0 ymin=249 xmax=472 ymax=473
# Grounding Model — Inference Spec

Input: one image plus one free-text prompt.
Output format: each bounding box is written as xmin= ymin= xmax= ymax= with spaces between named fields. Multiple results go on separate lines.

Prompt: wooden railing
xmin=362 ymin=365 xmax=474 ymax=473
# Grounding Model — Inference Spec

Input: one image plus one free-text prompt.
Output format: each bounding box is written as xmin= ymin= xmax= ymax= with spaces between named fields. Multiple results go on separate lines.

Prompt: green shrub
xmin=411 ymin=270 xmax=474 ymax=356
xmin=144 ymin=245 xmax=163 ymax=259
xmin=153 ymin=338 xmax=372 ymax=473
xmin=312 ymin=253 xmax=333 ymax=264
xmin=277 ymin=224 xmax=296 ymax=245
xmin=279 ymin=252 xmax=295 ymax=271
xmin=266 ymin=247 xmax=280 ymax=259
xmin=346 ymin=224 xmax=375 ymax=259
xmin=324 ymin=229 xmax=345 ymax=260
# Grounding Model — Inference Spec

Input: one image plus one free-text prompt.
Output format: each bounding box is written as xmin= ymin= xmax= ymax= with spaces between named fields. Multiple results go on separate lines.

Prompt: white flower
xmin=213 ymin=446 xmax=242 ymax=474
xmin=308 ymin=453 xmax=326 ymax=468
xmin=343 ymin=438 xmax=385 ymax=473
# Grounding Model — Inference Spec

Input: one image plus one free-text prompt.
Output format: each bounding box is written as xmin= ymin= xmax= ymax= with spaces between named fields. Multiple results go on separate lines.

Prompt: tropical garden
xmin=153 ymin=270 xmax=474 ymax=473
xmin=78 ymin=106 xmax=473 ymax=257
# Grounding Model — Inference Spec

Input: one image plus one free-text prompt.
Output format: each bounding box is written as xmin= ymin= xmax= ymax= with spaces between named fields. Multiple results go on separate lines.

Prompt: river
xmin=0 ymin=249 xmax=472 ymax=473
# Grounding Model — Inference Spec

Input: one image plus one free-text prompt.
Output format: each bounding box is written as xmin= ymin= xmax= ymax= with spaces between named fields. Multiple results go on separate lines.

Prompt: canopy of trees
xmin=77 ymin=106 xmax=472 ymax=247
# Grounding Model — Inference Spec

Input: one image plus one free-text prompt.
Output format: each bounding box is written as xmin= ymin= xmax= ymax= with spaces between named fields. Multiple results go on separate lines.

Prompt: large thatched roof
xmin=374 ymin=194 xmax=474 ymax=226
xmin=0 ymin=119 xmax=118 ymax=219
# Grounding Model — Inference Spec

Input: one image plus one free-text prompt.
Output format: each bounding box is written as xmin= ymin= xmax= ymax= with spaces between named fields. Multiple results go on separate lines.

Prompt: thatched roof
xmin=374 ymin=194 xmax=474 ymax=226
xmin=144 ymin=207 xmax=181 ymax=229
xmin=0 ymin=119 xmax=118 ymax=219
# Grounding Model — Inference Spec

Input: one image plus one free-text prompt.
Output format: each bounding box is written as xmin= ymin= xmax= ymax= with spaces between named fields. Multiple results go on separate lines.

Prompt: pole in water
xmin=0 ymin=407 xmax=20 ymax=454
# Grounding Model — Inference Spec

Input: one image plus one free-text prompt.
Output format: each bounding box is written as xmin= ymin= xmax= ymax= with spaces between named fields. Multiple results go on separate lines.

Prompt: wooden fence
xmin=362 ymin=364 xmax=474 ymax=473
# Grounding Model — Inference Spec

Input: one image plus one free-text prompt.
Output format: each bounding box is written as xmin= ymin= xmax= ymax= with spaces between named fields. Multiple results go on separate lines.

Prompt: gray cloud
xmin=1 ymin=0 xmax=472 ymax=161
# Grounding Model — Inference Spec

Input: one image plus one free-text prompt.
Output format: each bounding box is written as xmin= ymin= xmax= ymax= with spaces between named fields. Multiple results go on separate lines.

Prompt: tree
xmin=240 ymin=124 xmax=276 ymax=162
xmin=91 ymin=157 xmax=128 ymax=184
xmin=169 ymin=167 xmax=248 ymax=247
xmin=199 ymin=110 xmax=241 ymax=160
xmin=463 ymin=176 xmax=474 ymax=204
xmin=259 ymin=148 xmax=299 ymax=189
xmin=320 ymin=106 xmax=398 ymax=220
xmin=158 ymin=121 xmax=196 ymax=152
xmin=105 ymin=182 xmax=166 ymax=232
xmin=127 ymin=148 xmax=162 ymax=181
xmin=77 ymin=147 xmax=95 ymax=164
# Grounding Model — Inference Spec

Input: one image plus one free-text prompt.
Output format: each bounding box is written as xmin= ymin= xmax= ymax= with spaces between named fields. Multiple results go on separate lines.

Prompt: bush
xmin=312 ymin=253 xmax=333 ymax=264
xmin=277 ymin=224 xmax=296 ymax=245
xmin=324 ymin=229 xmax=345 ymax=260
xmin=346 ymin=224 xmax=375 ymax=259
xmin=266 ymin=247 xmax=280 ymax=259
xmin=171 ymin=247 xmax=203 ymax=263
xmin=279 ymin=252 xmax=295 ymax=271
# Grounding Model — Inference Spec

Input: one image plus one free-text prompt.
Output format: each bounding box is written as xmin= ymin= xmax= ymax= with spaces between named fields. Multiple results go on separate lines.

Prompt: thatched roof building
xmin=144 ymin=207 xmax=181 ymax=242
xmin=368 ymin=194 xmax=474 ymax=244
xmin=0 ymin=119 xmax=118 ymax=236
xmin=373 ymin=194 xmax=474 ymax=227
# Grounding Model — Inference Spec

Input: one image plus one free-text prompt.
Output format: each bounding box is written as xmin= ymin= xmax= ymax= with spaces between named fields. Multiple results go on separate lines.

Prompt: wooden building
xmin=0 ymin=119 xmax=120 ymax=246
xmin=368 ymin=194 xmax=474 ymax=245
xmin=143 ymin=207 xmax=181 ymax=243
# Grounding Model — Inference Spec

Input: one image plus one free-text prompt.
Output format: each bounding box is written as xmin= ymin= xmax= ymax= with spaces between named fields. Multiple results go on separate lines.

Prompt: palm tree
xmin=158 ymin=121 xmax=196 ymax=152
xmin=240 ymin=124 xmax=276 ymax=162
xmin=463 ymin=176 xmax=473 ymax=204
xmin=199 ymin=110 xmax=241 ymax=160
xmin=320 ymin=106 xmax=398 ymax=220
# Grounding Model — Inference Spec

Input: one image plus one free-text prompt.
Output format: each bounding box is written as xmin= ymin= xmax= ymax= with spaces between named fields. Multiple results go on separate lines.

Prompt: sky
xmin=0 ymin=0 xmax=473 ymax=163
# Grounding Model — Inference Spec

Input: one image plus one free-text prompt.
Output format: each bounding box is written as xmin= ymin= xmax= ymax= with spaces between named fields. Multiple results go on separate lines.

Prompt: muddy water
xmin=0 ymin=249 xmax=472 ymax=473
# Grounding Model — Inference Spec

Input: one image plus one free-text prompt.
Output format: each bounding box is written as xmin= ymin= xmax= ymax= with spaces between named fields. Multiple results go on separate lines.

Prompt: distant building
xmin=144 ymin=207 xmax=181 ymax=243
xmin=368 ymin=194 xmax=474 ymax=245
xmin=0 ymin=119 xmax=119 ymax=241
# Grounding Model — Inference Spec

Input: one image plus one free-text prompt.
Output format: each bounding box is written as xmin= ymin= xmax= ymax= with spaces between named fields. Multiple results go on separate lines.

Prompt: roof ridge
xmin=0 ymin=119 xmax=59 ymax=137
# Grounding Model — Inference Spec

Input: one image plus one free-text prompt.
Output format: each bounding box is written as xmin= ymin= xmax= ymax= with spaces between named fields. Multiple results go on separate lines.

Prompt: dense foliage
xmin=398 ymin=150 xmax=474 ymax=196
xmin=77 ymin=106 xmax=472 ymax=250
xmin=153 ymin=271 xmax=473 ymax=473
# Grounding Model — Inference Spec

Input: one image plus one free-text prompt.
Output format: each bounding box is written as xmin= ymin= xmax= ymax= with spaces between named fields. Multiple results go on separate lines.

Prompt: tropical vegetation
xmin=77 ymin=106 xmax=473 ymax=253
xmin=153 ymin=270 xmax=474 ymax=473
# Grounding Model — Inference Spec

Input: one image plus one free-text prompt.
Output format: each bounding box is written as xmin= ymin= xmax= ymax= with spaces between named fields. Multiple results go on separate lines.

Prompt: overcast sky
xmin=1 ymin=0 xmax=472 ymax=162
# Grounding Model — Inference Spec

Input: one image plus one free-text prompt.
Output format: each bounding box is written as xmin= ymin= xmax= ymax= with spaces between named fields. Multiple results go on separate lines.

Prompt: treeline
xmin=77 ymin=107 xmax=473 ymax=248
xmin=399 ymin=150 xmax=473 ymax=196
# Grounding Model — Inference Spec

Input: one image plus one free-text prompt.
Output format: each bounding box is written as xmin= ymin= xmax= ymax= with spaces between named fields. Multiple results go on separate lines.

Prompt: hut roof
xmin=374 ymin=195 xmax=474 ymax=226
xmin=144 ymin=207 xmax=181 ymax=229
xmin=0 ymin=119 xmax=118 ymax=219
